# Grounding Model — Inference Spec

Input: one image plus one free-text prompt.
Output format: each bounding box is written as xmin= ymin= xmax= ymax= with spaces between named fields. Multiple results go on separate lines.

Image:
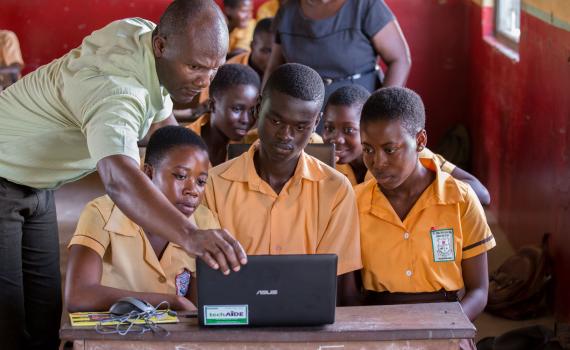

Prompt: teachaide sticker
xmin=204 ymin=305 xmax=249 ymax=325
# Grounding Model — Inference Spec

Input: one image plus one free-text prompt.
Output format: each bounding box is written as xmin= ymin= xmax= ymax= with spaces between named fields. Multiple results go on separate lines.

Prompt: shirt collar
xmin=219 ymin=142 xmax=328 ymax=193
xmin=336 ymin=163 xmax=357 ymax=186
xmin=367 ymin=158 xmax=463 ymax=222
xmin=195 ymin=113 xmax=211 ymax=130
xmin=103 ymin=204 xmax=140 ymax=237
xmin=103 ymin=199 xmax=192 ymax=278
xmin=419 ymin=158 xmax=463 ymax=206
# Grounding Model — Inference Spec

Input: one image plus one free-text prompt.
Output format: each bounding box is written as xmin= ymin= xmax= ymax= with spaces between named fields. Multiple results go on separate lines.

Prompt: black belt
xmin=321 ymin=65 xmax=379 ymax=86
xmin=364 ymin=289 xmax=459 ymax=305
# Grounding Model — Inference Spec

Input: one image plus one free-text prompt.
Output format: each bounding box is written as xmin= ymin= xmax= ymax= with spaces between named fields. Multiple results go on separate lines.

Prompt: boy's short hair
xmin=327 ymin=85 xmax=371 ymax=110
xmin=209 ymin=64 xmax=261 ymax=99
xmin=361 ymin=87 xmax=425 ymax=136
xmin=253 ymin=17 xmax=273 ymax=37
xmin=262 ymin=63 xmax=324 ymax=105
xmin=145 ymin=126 xmax=208 ymax=167
xmin=223 ymin=0 xmax=246 ymax=9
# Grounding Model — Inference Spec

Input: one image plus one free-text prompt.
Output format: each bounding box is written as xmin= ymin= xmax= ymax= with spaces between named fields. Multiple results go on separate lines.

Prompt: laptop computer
xmin=197 ymin=254 xmax=337 ymax=327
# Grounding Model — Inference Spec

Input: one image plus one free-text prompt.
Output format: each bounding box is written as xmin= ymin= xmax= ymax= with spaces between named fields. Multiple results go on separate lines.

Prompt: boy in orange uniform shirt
xmin=204 ymin=64 xmax=362 ymax=304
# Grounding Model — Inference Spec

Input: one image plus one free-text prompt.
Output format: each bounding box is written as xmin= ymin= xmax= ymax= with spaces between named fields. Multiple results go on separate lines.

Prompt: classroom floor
xmin=54 ymin=172 xmax=556 ymax=344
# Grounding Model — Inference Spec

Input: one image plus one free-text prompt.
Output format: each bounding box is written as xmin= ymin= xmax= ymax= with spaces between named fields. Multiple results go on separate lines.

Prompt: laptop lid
xmin=197 ymin=254 xmax=337 ymax=327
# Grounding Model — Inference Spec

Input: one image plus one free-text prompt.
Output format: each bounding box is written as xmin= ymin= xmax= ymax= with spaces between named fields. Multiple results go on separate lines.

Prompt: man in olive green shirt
xmin=0 ymin=1 xmax=246 ymax=349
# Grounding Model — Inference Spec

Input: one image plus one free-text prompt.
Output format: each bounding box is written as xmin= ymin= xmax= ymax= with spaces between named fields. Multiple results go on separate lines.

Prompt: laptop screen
xmin=197 ymin=254 xmax=337 ymax=326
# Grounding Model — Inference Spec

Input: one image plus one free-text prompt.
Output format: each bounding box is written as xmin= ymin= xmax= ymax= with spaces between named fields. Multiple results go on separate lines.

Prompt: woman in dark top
xmin=265 ymin=0 xmax=411 ymax=132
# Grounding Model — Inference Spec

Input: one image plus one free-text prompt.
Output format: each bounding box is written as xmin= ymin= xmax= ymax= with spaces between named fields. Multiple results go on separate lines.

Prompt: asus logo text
xmin=256 ymin=289 xmax=278 ymax=295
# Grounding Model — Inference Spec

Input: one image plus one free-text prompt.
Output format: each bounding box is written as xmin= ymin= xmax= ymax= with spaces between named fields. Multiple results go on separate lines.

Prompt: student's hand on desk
xmin=185 ymin=228 xmax=248 ymax=275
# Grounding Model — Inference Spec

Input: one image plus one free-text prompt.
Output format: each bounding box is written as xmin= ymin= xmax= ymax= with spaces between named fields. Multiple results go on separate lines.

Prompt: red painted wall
xmin=0 ymin=0 xmax=173 ymax=73
xmin=467 ymin=2 xmax=570 ymax=320
xmin=386 ymin=0 xmax=471 ymax=145
xmin=0 ymin=0 xmax=267 ymax=74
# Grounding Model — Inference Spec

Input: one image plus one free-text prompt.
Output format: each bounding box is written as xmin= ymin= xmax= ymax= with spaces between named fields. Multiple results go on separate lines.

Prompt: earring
xmin=418 ymin=145 xmax=424 ymax=151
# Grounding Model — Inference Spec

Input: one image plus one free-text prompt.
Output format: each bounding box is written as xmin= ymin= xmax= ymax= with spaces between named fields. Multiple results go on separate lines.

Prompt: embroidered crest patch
xmin=175 ymin=269 xmax=191 ymax=296
xmin=430 ymin=228 xmax=455 ymax=262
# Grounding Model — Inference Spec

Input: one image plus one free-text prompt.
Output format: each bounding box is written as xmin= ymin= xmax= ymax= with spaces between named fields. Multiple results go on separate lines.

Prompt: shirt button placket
xmin=404 ymin=231 xmax=412 ymax=280
xmin=269 ymin=197 xmax=278 ymax=254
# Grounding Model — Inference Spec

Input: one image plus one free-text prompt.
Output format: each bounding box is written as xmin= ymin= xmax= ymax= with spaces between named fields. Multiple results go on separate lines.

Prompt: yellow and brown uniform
xmin=355 ymin=158 xmax=495 ymax=293
xmin=256 ymin=0 xmax=279 ymax=20
xmin=229 ymin=19 xmax=256 ymax=53
xmin=69 ymin=195 xmax=219 ymax=295
xmin=204 ymin=144 xmax=362 ymax=275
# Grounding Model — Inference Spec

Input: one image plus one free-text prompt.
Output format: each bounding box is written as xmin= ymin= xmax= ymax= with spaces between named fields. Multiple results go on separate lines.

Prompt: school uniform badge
xmin=430 ymin=228 xmax=455 ymax=262
xmin=175 ymin=269 xmax=191 ymax=296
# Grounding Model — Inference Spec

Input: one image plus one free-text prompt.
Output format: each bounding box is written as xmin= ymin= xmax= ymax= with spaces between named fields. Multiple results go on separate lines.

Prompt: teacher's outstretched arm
xmin=97 ymin=154 xmax=247 ymax=275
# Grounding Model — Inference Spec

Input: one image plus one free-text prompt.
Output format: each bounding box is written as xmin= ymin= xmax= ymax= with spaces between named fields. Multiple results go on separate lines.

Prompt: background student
xmin=227 ymin=18 xmax=273 ymax=82
xmin=224 ymin=0 xmax=255 ymax=58
xmin=187 ymin=64 xmax=260 ymax=166
xmin=256 ymin=0 xmax=282 ymax=20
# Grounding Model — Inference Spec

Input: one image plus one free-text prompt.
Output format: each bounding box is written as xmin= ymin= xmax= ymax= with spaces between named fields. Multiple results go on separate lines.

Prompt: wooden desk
xmin=60 ymin=302 xmax=475 ymax=350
